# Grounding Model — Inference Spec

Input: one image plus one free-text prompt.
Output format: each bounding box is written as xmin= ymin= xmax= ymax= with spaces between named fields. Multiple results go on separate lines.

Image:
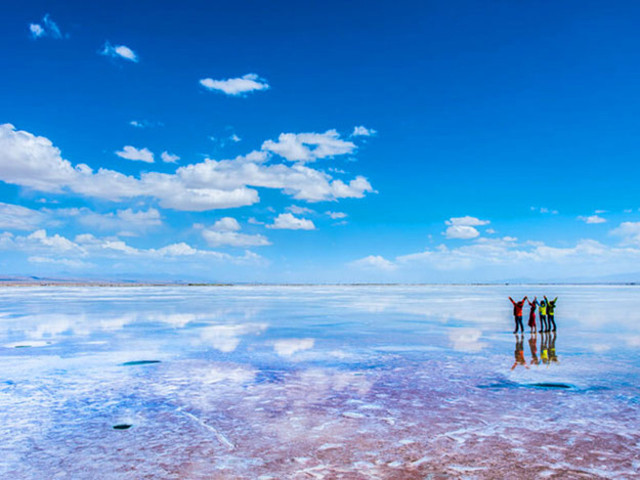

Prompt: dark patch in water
xmin=14 ymin=345 xmax=31 ymax=348
xmin=528 ymin=383 xmax=572 ymax=389
xmin=121 ymin=360 xmax=161 ymax=366
xmin=477 ymin=380 xmax=519 ymax=389
xmin=477 ymin=380 xmax=573 ymax=390
xmin=113 ymin=424 xmax=132 ymax=430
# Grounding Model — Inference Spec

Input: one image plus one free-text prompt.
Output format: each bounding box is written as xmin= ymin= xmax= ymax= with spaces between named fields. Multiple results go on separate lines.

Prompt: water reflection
xmin=512 ymin=332 xmax=559 ymax=369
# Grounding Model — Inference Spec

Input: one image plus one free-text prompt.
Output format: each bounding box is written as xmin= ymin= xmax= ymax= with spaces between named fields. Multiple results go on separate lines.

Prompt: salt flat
xmin=1 ymin=285 xmax=639 ymax=479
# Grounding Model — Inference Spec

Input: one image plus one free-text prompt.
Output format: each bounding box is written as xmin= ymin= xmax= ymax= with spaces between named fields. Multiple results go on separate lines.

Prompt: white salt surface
xmin=0 ymin=285 xmax=639 ymax=479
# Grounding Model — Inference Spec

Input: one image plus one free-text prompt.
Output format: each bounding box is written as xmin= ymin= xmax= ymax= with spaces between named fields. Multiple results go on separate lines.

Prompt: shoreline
xmin=0 ymin=281 xmax=637 ymax=287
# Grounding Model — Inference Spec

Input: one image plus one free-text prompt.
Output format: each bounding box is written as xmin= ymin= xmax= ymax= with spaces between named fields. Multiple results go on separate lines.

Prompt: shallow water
xmin=0 ymin=285 xmax=639 ymax=479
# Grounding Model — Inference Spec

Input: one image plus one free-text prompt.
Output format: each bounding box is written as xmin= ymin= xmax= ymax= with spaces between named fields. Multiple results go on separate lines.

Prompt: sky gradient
xmin=1 ymin=0 xmax=640 ymax=282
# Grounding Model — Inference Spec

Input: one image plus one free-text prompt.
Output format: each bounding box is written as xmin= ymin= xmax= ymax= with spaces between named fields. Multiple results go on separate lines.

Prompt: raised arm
xmin=552 ymin=297 xmax=558 ymax=303
xmin=522 ymin=296 xmax=528 ymax=303
xmin=544 ymin=295 xmax=548 ymax=303
xmin=509 ymin=297 xmax=515 ymax=305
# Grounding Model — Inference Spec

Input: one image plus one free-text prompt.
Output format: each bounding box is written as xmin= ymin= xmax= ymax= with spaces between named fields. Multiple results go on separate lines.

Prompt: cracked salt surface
xmin=0 ymin=285 xmax=639 ymax=479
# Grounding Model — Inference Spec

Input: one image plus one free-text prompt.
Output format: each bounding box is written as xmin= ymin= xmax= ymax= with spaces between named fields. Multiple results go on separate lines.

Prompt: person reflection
xmin=528 ymin=333 xmax=539 ymax=366
xmin=549 ymin=331 xmax=558 ymax=364
xmin=540 ymin=331 xmax=549 ymax=366
xmin=511 ymin=333 xmax=529 ymax=370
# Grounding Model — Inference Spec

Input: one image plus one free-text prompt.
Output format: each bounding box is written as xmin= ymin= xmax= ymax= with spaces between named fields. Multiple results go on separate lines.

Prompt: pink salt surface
xmin=3 ymin=359 xmax=638 ymax=479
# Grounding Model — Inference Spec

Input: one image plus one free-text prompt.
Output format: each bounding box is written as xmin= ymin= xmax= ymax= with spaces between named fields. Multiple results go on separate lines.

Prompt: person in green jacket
xmin=544 ymin=296 xmax=558 ymax=332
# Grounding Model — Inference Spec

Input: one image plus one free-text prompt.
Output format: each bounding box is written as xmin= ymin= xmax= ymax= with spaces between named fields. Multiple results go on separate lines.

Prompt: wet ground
xmin=0 ymin=285 xmax=639 ymax=479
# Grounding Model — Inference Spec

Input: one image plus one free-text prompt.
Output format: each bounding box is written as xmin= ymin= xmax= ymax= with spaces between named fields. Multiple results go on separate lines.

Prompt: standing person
xmin=544 ymin=296 xmax=558 ymax=332
xmin=527 ymin=296 xmax=538 ymax=333
xmin=539 ymin=299 xmax=548 ymax=332
xmin=509 ymin=296 xmax=527 ymax=333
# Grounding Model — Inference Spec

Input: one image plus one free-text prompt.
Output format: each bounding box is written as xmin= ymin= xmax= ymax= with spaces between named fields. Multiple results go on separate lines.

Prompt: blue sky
xmin=1 ymin=0 xmax=640 ymax=282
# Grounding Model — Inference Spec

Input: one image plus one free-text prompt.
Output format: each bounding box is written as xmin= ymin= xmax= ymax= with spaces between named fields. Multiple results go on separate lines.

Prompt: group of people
xmin=512 ymin=332 xmax=558 ymax=370
xmin=509 ymin=295 xmax=557 ymax=333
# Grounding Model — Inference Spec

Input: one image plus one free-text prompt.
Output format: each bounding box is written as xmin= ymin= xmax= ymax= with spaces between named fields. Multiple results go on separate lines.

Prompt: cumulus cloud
xmin=579 ymin=215 xmax=606 ymax=224
xmin=445 ymin=225 xmax=480 ymax=239
xmin=160 ymin=151 xmax=180 ymax=163
xmin=29 ymin=24 xmax=45 ymax=39
xmin=0 ymin=124 xmax=374 ymax=211
xmin=267 ymin=213 xmax=315 ymax=230
xmin=70 ymin=207 xmax=162 ymax=232
xmin=201 ymin=217 xmax=270 ymax=248
xmin=326 ymin=211 xmax=347 ymax=219
xmin=351 ymin=126 xmax=376 ymax=137
xmin=0 ymin=203 xmax=46 ymax=230
xmin=29 ymin=14 xmax=62 ymax=39
xmin=230 ymin=134 xmax=241 ymax=143
xmin=391 ymin=236 xmax=640 ymax=279
xmin=446 ymin=216 xmax=490 ymax=227
xmin=610 ymin=222 xmax=640 ymax=246
xmin=444 ymin=216 xmax=490 ymax=239
xmin=101 ymin=42 xmax=138 ymax=62
xmin=0 ymin=229 xmax=264 ymax=266
xmin=351 ymin=255 xmax=396 ymax=271
xmin=262 ymin=130 xmax=356 ymax=163
xmin=199 ymin=73 xmax=269 ymax=96
xmin=287 ymin=205 xmax=315 ymax=215
xmin=115 ymin=145 xmax=154 ymax=163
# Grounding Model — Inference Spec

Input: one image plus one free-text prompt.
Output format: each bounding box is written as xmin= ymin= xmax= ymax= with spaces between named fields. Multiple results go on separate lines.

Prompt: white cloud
xmin=199 ymin=73 xmax=269 ymax=96
xmin=28 ymin=256 xmax=91 ymax=269
xmin=29 ymin=24 xmax=45 ymax=38
xmin=445 ymin=225 xmax=480 ymax=239
xmin=101 ymin=42 xmax=138 ymax=62
xmin=116 ymin=146 xmax=154 ymax=163
xmin=531 ymin=206 xmax=559 ymax=215
xmin=0 ymin=203 xmax=46 ymax=230
xmin=71 ymin=208 xmax=162 ymax=232
xmin=0 ymin=124 xmax=374 ymax=211
xmin=273 ymin=338 xmax=315 ymax=357
xmin=262 ymin=130 xmax=356 ymax=163
xmin=579 ymin=215 xmax=606 ymax=224
xmin=268 ymin=213 xmax=315 ymax=230
xmin=351 ymin=255 xmax=396 ymax=271
xmin=201 ymin=217 xmax=270 ymax=248
xmin=160 ymin=151 xmax=180 ymax=163
xmin=29 ymin=14 xmax=62 ymax=39
xmin=0 ymin=229 xmax=265 ymax=266
xmin=287 ymin=205 xmax=315 ymax=215
xmin=351 ymin=126 xmax=377 ymax=137
xmin=387 ymin=236 xmax=640 ymax=279
xmin=212 ymin=217 xmax=241 ymax=232
xmin=130 ymin=120 xmax=144 ymax=128
xmin=444 ymin=216 xmax=489 ymax=239
xmin=230 ymin=134 xmax=241 ymax=143
xmin=202 ymin=230 xmax=271 ymax=248
xmin=610 ymin=222 xmax=640 ymax=246
xmin=445 ymin=216 xmax=490 ymax=227
xmin=326 ymin=211 xmax=347 ymax=219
